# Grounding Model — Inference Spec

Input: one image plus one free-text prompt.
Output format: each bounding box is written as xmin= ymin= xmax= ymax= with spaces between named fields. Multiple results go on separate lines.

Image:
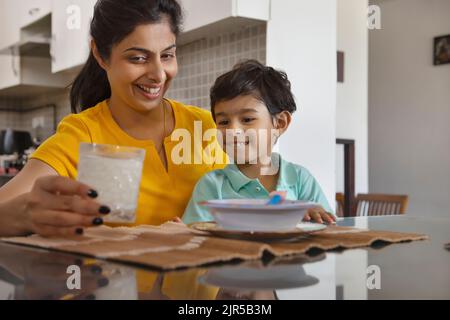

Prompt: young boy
xmin=182 ymin=60 xmax=335 ymax=225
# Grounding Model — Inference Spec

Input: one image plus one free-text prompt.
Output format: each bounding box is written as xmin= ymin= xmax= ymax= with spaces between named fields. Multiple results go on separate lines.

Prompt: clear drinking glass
xmin=77 ymin=143 xmax=146 ymax=224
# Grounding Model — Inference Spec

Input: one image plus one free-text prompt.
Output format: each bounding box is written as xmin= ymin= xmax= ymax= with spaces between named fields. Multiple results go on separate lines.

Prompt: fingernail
xmin=75 ymin=228 xmax=84 ymax=235
xmin=99 ymin=206 xmax=111 ymax=215
xmin=92 ymin=218 xmax=103 ymax=226
xmin=90 ymin=265 xmax=103 ymax=274
xmin=87 ymin=190 xmax=98 ymax=198
xmin=97 ymin=277 xmax=109 ymax=288
xmin=85 ymin=294 xmax=96 ymax=300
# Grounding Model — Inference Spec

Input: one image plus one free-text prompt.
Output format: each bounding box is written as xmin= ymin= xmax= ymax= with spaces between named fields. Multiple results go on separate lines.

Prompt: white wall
xmin=336 ymin=0 xmax=369 ymax=194
xmin=369 ymin=0 xmax=450 ymax=216
xmin=267 ymin=0 xmax=337 ymax=209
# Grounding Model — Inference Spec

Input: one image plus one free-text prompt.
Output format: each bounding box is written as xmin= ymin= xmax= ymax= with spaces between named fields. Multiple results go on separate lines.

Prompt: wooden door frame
xmin=336 ymin=139 xmax=356 ymax=217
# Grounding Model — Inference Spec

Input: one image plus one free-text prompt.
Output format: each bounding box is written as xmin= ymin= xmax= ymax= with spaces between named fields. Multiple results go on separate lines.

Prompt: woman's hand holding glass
xmin=25 ymin=176 xmax=110 ymax=237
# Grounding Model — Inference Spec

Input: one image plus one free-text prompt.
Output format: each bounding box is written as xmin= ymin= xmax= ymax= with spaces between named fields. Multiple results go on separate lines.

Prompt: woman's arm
xmin=0 ymin=159 xmax=107 ymax=237
xmin=0 ymin=160 xmax=57 ymax=236
xmin=0 ymin=159 xmax=57 ymax=203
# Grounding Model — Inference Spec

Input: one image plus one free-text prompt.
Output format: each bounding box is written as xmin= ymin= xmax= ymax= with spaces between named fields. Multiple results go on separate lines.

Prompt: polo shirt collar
xmin=222 ymin=163 xmax=253 ymax=191
xmin=223 ymin=153 xmax=297 ymax=192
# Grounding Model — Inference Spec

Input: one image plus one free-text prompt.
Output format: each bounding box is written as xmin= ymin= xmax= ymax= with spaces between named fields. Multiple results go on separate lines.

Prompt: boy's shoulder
xmin=279 ymin=155 xmax=316 ymax=185
xmin=196 ymin=167 xmax=228 ymax=186
xmin=285 ymin=160 xmax=312 ymax=175
xmin=192 ymin=168 xmax=230 ymax=198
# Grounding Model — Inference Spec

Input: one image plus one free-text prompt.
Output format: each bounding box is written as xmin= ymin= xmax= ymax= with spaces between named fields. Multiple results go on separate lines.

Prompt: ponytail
xmin=69 ymin=52 xmax=111 ymax=113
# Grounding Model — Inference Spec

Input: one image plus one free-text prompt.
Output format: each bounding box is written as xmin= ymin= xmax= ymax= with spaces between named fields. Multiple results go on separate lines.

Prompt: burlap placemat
xmin=1 ymin=223 xmax=428 ymax=270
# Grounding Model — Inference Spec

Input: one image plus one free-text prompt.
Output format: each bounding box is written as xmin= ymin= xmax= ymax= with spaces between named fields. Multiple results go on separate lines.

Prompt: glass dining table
xmin=0 ymin=215 xmax=449 ymax=300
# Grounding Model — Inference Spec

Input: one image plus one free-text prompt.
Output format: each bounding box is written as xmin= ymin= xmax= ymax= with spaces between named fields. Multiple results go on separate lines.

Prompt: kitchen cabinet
xmin=0 ymin=0 xmax=20 ymax=50
xmin=0 ymin=0 xmax=271 ymax=96
xmin=178 ymin=0 xmax=270 ymax=45
xmin=0 ymin=11 xmax=69 ymax=96
xmin=0 ymin=0 xmax=80 ymax=95
xmin=51 ymin=0 xmax=269 ymax=71
xmin=180 ymin=0 xmax=269 ymax=32
xmin=0 ymin=54 xmax=71 ymax=97
xmin=51 ymin=0 xmax=97 ymax=73
xmin=19 ymin=0 xmax=51 ymax=28
xmin=0 ymin=0 xmax=51 ymax=50
xmin=3 ymin=0 xmax=269 ymax=75
xmin=0 ymin=52 xmax=20 ymax=90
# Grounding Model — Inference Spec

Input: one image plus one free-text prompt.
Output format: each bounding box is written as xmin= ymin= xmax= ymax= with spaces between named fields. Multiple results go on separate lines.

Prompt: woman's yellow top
xmin=31 ymin=99 xmax=227 ymax=226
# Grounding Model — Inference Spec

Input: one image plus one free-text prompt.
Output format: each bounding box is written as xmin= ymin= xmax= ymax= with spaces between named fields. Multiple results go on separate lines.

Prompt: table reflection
xmin=0 ymin=243 xmax=324 ymax=300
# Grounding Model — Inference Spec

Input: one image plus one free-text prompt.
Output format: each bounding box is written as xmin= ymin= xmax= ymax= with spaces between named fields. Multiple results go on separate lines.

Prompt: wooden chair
xmin=355 ymin=194 xmax=408 ymax=216
xmin=336 ymin=193 xmax=345 ymax=217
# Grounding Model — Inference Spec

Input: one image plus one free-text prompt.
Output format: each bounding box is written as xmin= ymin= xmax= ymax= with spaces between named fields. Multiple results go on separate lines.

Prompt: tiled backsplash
xmin=0 ymin=22 xmax=267 ymax=141
xmin=0 ymin=91 xmax=71 ymax=143
xmin=0 ymin=98 xmax=23 ymax=130
xmin=0 ymin=111 xmax=22 ymax=131
xmin=168 ymin=22 xmax=267 ymax=109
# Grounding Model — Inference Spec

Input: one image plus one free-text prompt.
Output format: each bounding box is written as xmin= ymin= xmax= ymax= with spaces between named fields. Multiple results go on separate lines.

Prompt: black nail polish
xmin=97 ymin=277 xmax=109 ymax=288
xmin=90 ymin=265 xmax=103 ymax=274
xmin=92 ymin=218 xmax=103 ymax=226
xmin=87 ymin=190 xmax=98 ymax=198
xmin=99 ymin=206 xmax=111 ymax=215
xmin=75 ymin=228 xmax=84 ymax=235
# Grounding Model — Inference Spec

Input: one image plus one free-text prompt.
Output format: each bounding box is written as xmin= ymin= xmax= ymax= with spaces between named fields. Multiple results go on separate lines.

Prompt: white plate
xmin=200 ymin=199 xmax=319 ymax=232
xmin=189 ymin=222 xmax=327 ymax=241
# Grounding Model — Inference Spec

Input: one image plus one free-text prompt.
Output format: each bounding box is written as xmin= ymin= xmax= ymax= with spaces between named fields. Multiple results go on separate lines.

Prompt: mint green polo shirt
xmin=182 ymin=153 xmax=333 ymax=224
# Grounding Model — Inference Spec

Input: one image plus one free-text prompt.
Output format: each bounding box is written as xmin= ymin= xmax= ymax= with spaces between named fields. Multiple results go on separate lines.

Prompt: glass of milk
xmin=77 ymin=143 xmax=146 ymax=224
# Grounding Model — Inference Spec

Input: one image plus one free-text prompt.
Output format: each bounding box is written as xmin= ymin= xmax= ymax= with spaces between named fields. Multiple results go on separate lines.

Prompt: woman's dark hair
xmin=210 ymin=60 xmax=297 ymax=120
xmin=70 ymin=0 xmax=183 ymax=113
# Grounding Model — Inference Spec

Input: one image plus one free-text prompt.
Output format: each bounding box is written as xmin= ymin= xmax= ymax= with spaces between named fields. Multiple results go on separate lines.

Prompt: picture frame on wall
xmin=433 ymin=34 xmax=450 ymax=65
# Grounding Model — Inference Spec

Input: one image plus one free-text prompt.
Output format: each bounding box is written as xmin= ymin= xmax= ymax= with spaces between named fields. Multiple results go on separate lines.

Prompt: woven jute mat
xmin=1 ymin=222 xmax=428 ymax=270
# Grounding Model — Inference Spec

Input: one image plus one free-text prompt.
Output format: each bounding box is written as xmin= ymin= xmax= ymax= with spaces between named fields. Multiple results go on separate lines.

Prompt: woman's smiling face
xmin=94 ymin=19 xmax=178 ymax=113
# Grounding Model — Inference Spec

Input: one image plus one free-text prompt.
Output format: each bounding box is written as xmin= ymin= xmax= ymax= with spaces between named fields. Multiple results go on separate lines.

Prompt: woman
xmin=0 ymin=0 xmax=226 ymax=237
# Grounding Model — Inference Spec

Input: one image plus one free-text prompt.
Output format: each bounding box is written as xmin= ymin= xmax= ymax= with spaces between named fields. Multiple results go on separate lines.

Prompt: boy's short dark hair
xmin=210 ymin=60 xmax=297 ymax=120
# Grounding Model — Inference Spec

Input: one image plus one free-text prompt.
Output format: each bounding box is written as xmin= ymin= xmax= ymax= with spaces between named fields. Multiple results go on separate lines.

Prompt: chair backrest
xmin=336 ymin=193 xmax=345 ymax=217
xmin=355 ymin=194 xmax=408 ymax=216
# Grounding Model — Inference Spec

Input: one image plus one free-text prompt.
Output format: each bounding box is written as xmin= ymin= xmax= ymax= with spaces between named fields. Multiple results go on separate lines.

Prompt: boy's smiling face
xmin=214 ymin=94 xmax=279 ymax=164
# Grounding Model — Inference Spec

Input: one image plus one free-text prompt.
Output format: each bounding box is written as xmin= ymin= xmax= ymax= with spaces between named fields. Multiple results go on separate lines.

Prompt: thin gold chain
xmin=157 ymin=101 xmax=167 ymax=155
